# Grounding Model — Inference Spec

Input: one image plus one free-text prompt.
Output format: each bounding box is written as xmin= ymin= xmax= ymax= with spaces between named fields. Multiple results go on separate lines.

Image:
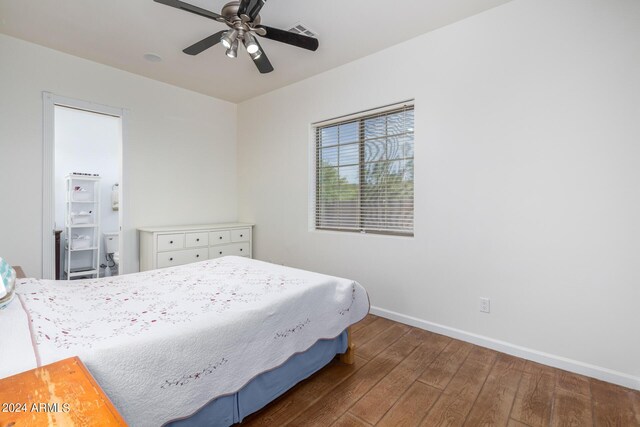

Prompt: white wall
xmin=54 ymin=106 xmax=120 ymax=273
xmin=0 ymin=33 xmax=237 ymax=276
xmin=237 ymin=0 xmax=640 ymax=385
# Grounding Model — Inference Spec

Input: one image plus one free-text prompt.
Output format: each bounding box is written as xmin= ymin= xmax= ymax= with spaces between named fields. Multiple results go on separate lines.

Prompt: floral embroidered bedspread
xmin=15 ymin=256 xmax=369 ymax=426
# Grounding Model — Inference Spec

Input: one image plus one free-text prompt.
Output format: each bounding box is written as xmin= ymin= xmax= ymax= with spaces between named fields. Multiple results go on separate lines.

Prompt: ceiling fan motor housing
xmin=222 ymin=1 xmax=261 ymax=26
xmin=221 ymin=1 xmax=264 ymax=44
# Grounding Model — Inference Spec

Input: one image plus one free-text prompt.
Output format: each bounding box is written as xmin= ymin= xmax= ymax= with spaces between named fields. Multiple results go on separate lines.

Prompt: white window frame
xmin=309 ymin=100 xmax=415 ymax=237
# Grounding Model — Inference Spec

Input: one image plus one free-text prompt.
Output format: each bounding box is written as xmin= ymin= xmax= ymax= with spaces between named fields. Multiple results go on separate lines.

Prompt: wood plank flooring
xmin=240 ymin=315 xmax=640 ymax=427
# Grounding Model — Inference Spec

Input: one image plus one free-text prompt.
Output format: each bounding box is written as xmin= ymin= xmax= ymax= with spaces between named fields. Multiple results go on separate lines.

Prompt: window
xmin=314 ymin=103 xmax=414 ymax=236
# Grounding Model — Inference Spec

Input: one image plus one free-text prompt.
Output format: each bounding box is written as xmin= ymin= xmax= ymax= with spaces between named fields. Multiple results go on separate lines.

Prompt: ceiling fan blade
xmin=238 ymin=0 xmax=251 ymax=18
xmin=247 ymin=0 xmax=267 ymax=21
xmin=154 ymin=0 xmax=225 ymax=22
xmin=183 ymin=31 xmax=226 ymax=55
xmin=255 ymin=25 xmax=319 ymax=51
xmin=252 ymin=39 xmax=274 ymax=74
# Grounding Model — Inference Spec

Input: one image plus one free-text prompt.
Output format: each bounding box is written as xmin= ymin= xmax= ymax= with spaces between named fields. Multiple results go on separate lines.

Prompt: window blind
xmin=314 ymin=103 xmax=414 ymax=236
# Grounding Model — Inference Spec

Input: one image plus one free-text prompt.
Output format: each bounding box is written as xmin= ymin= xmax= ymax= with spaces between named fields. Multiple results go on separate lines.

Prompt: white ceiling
xmin=0 ymin=0 xmax=512 ymax=102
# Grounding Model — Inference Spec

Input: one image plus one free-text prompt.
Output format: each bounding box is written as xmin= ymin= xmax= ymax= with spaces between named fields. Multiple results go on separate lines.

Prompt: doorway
xmin=42 ymin=93 xmax=126 ymax=280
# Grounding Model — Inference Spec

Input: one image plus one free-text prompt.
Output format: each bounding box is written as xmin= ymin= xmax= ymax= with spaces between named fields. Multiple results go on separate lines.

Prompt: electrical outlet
xmin=479 ymin=297 xmax=491 ymax=313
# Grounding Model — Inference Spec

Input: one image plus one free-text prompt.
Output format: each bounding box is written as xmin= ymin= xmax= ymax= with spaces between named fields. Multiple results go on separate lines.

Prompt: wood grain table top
xmin=0 ymin=356 xmax=127 ymax=426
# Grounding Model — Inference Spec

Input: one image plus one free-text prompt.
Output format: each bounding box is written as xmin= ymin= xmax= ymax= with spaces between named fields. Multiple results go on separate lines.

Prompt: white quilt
xmin=10 ymin=256 xmax=369 ymax=426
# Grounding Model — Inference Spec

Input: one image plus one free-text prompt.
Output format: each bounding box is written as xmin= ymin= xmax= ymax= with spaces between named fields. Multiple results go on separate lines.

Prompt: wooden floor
xmin=241 ymin=314 xmax=640 ymax=427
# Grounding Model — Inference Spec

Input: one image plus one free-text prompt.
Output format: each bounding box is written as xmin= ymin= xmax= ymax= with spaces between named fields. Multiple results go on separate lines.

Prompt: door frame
xmin=42 ymin=92 xmax=128 ymax=279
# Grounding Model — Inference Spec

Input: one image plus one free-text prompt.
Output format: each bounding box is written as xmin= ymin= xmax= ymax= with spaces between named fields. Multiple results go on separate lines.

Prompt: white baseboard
xmin=370 ymin=306 xmax=640 ymax=391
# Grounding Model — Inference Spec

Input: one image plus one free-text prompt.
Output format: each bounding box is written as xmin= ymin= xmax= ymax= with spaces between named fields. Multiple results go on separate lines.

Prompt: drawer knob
xmin=169 ymin=257 xmax=174 ymax=261
xmin=240 ymin=234 xmax=243 ymax=237
xmin=196 ymin=238 xmax=200 ymax=242
xmin=219 ymin=236 xmax=222 ymax=240
xmin=196 ymin=254 xmax=200 ymax=258
xmin=219 ymin=251 xmax=222 ymax=255
xmin=169 ymin=240 xmax=174 ymax=244
xmin=240 ymin=248 xmax=243 ymax=252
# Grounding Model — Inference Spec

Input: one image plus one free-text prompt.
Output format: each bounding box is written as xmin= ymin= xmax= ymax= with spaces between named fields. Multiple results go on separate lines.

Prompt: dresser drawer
xmin=232 ymin=242 xmax=250 ymax=256
xmin=209 ymin=242 xmax=250 ymax=259
xmin=186 ymin=232 xmax=208 ymax=248
xmin=189 ymin=248 xmax=208 ymax=263
xmin=157 ymin=248 xmax=208 ymax=268
xmin=231 ymin=228 xmax=251 ymax=242
xmin=157 ymin=233 xmax=184 ymax=252
xmin=209 ymin=230 xmax=231 ymax=245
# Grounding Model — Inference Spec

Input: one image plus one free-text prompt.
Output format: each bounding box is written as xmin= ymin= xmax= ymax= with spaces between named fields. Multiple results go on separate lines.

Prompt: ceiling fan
xmin=154 ymin=0 xmax=319 ymax=73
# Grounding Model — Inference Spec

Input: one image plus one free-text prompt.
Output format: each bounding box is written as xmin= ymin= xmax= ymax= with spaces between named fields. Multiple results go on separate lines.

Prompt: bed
xmin=1 ymin=256 xmax=369 ymax=426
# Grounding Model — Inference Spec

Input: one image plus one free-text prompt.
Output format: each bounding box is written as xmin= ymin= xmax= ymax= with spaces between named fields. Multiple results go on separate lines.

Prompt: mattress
xmin=2 ymin=256 xmax=369 ymax=426
xmin=167 ymin=330 xmax=348 ymax=426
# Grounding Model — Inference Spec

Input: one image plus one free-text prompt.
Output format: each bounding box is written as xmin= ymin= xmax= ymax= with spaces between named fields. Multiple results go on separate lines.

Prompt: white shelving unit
xmin=64 ymin=174 xmax=101 ymax=280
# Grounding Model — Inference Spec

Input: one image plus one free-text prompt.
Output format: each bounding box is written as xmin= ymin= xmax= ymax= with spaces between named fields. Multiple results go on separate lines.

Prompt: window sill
xmin=308 ymin=228 xmax=415 ymax=240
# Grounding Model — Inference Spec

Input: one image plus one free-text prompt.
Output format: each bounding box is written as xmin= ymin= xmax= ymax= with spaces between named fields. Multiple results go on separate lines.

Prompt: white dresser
xmin=138 ymin=223 xmax=254 ymax=272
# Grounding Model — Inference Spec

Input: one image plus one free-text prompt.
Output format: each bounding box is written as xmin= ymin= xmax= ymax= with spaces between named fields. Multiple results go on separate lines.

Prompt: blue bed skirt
xmin=166 ymin=330 xmax=348 ymax=427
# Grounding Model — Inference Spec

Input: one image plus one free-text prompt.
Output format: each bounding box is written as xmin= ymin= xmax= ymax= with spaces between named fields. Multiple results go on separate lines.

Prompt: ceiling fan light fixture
xmin=221 ymin=29 xmax=238 ymax=49
xmin=244 ymin=33 xmax=259 ymax=55
xmin=249 ymin=49 xmax=262 ymax=60
xmin=226 ymin=39 xmax=239 ymax=58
